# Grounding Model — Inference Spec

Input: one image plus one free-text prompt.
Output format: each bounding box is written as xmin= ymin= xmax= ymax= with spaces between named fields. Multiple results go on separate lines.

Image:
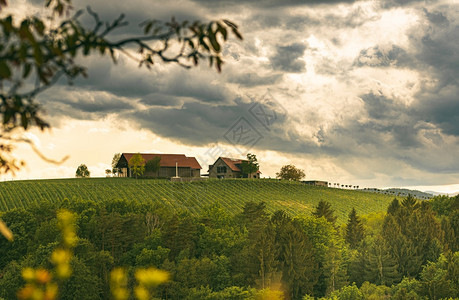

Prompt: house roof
xmin=220 ymin=157 xmax=243 ymax=172
xmin=121 ymin=153 xmax=202 ymax=169
xmin=219 ymin=157 xmax=261 ymax=173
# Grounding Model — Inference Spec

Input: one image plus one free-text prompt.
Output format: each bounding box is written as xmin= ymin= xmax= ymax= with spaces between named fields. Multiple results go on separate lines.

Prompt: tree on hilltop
xmin=75 ymin=164 xmax=90 ymax=178
xmin=145 ymin=156 xmax=161 ymax=177
xmin=240 ymin=153 xmax=259 ymax=178
xmin=276 ymin=165 xmax=305 ymax=181
xmin=129 ymin=153 xmax=145 ymax=179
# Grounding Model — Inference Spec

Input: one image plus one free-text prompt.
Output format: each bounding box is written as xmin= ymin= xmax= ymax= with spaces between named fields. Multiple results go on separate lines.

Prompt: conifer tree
xmin=324 ymin=240 xmax=349 ymax=294
xmin=239 ymin=201 xmax=280 ymax=288
xmin=312 ymin=201 xmax=337 ymax=226
xmin=252 ymin=224 xmax=280 ymax=289
xmin=365 ymin=235 xmax=401 ymax=286
xmin=441 ymin=214 xmax=459 ymax=252
xmin=401 ymin=194 xmax=419 ymax=212
xmin=387 ymin=198 xmax=400 ymax=216
xmin=345 ymin=208 xmax=365 ymax=249
xmin=347 ymin=246 xmax=368 ymax=287
xmin=240 ymin=201 xmax=268 ymax=229
xmin=278 ymin=222 xmax=317 ymax=299
xmin=382 ymin=208 xmax=423 ymax=278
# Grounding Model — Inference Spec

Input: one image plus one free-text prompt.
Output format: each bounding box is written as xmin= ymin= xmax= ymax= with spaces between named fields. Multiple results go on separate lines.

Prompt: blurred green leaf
xmin=23 ymin=63 xmax=32 ymax=78
xmin=0 ymin=219 xmax=13 ymax=241
xmin=208 ymin=28 xmax=220 ymax=52
xmin=0 ymin=61 xmax=11 ymax=79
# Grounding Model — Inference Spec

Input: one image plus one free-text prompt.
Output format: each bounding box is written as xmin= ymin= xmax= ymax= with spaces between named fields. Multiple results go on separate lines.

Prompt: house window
xmin=217 ymin=166 xmax=227 ymax=173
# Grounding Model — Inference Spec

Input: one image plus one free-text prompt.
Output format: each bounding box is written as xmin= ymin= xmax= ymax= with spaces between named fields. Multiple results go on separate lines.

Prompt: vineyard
xmin=0 ymin=178 xmax=396 ymax=223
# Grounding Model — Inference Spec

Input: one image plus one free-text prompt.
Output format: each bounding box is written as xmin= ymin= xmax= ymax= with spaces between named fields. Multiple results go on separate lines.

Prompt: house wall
xmin=119 ymin=166 xmax=200 ymax=178
xmin=115 ymin=156 xmax=129 ymax=177
xmin=192 ymin=169 xmax=201 ymax=178
xmin=158 ymin=167 xmax=198 ymax=178
xmin=249 ymin=172 xmax=260 ymax=179
xmin=208 ymin=158 xmax=240 ymax=178
xmin=120 ymin=167 xmax=128 ymax=177
xmin=115 ymin=154 xmax=201 ymax=178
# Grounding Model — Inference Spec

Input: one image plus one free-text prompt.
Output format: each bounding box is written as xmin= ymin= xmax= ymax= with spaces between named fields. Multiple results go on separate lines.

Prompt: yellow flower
xmin=0 ymin=218 xmax=13 ymax=241
xmin=57 ymin=210 xmax=77 ymax=247
xmin=57 ymin=210 xmax=75 ymax=226
xmin=17 ymin=284 xmax=34 ymax=299
xmin=22 ymin=268 xmax=35 ymax=282
xmin=62 ymin=230 xmax=77 ymax=248
xmin=31 ymin=288 xmax=44 ymax=300
xmin=110 ymin=268 xmax=129 ymax=300
xmin=35 ymin=269 xmax=52 ymax=284
xmin=51 ymin=249 xmax=71 ymax=265
xmin=111 ymin=288 xmax=129 ymax=300
xmin=110 ymin=268 xmax=127 ymax=285
xmin=56 ymin=264 xmax=71 ymax=279
xmin=44 ymin=283 xmax=58 ymax=300
xmin=134 ymin=285 xmax=149 ymax=300
xmin=135 ymin=268 xmax=169 ymax=287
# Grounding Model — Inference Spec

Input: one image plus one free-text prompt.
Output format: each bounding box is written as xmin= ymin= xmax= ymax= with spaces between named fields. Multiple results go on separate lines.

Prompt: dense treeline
xmin=0 ymin=194 xmax=457 ymax=299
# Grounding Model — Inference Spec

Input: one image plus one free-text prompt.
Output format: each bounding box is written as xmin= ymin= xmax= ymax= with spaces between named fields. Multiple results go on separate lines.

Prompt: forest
xmin=0 ymin=194 xmax=457 ymax=299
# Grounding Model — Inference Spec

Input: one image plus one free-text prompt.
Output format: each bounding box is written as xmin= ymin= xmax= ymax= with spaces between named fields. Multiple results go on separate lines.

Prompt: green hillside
xmin=0 ymin=178 xmax=395 ymax=223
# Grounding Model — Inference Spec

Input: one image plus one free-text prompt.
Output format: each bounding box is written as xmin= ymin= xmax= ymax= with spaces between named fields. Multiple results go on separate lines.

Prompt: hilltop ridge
xmin=0 ymin=178 xmax=397 ymax=223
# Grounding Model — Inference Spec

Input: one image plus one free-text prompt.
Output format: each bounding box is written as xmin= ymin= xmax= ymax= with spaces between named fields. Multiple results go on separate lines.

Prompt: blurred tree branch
xmin=0 ymin=0 xmax=242 ymax=175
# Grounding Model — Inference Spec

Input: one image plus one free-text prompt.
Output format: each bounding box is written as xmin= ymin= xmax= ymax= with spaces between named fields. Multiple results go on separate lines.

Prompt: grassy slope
xmin=0 ymin=178 xmax=395 ymax=223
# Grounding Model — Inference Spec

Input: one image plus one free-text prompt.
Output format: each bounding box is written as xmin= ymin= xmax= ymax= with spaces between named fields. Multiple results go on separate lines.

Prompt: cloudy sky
xmin=4 ymin=0 xmax=459 ymax=193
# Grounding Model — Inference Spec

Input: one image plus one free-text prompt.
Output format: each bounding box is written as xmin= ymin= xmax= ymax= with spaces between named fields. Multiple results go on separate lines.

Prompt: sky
xmin=3 ymin=0 xmax=459 ymax=194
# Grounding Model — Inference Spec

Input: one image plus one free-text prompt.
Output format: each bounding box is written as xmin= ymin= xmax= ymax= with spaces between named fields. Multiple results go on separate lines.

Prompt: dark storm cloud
xmin=270 ymin=43 xmax=307 ymax=73
xmin=414 ymin=25 xmax=459 ymax=86
xmin=58 ymin=96 xmax=132 ymax=113
xmin=354 ymin=45 xmax=412 ymax=67
xmin=354 ymin=8 xmax=457 ymax=79
xmin=416 ymin=85 xmax=459 ymax=136
xmin=66 ymin=55 xmax=235 ymax=104
xmin=37 ymin=87 xmax=134 ymax=122
xmin=190 ymin=0 xmax=357 ymax=9
xmin=227 ymin=72 xmax=282 ymax=87
xmin=351 ymin=6 xmax=459 ymax=142
xmin=127 ymin=100 xmax=256 ymax=145
xmin=407 ymin=8 xmax=458 ymax=136
xmin=71 ymin=56 xmax=159 ymax=98
xmin=323 ymin=102 xmax=459 ymax=173
xmin=78 ymin=0 xmax=206 ymax=22
xmin=247 ymin=4 xmax=379 ymax=32
xmin=161 ymin=70 xmax=234 ymax=104
xmin=380 ymin=0 xmax=426 ymax=8
xmin=360 ymin=92 xmax=404 ymax=120
xmin=123 ymin=96 xmax=303 ymax=154
xmin=424 ymin=8 xmax=450 ymax=26
xmin=140 ymin=93 xmax=184 ymax=107
xmin=23 ymin=0 xmax=208 ymax=44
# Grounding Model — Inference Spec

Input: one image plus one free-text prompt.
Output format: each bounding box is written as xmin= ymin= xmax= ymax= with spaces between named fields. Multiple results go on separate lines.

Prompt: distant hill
xmin=0 ymin=178 xmax=397 ymax=223
xmin=426 ymin=190 xmax=459 ymax=197
xmin=361 ymin=187 xmax=433 ymax=200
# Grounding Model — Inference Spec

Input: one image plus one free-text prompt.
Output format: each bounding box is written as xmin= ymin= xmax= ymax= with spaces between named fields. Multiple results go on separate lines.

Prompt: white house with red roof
xmin=115 ymin=153 xmax=201 ymax=178
xmin=208 ymin=157 xmax=261 ymax=179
